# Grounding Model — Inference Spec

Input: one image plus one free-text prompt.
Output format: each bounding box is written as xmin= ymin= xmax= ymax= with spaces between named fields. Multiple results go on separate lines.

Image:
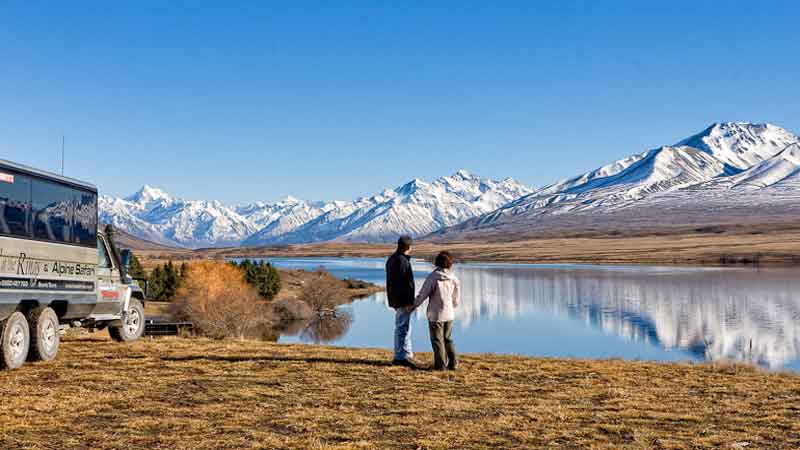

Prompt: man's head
xmin=397 ymin=235 xmax=413 ymax=254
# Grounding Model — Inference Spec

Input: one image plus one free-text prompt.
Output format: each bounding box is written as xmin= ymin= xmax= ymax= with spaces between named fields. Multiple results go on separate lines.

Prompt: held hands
xmin=405 ymin=304 xmax=416 ymax=313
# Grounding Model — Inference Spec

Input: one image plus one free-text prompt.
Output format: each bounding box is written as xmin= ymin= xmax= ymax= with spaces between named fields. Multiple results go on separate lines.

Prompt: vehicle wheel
xmin=0 ymin=312 xmax=30 ymax=370
xmin=27 ymin=307 xmax=60 ymax=362
xmin=109 ymin=298 xmax=145 ymax=342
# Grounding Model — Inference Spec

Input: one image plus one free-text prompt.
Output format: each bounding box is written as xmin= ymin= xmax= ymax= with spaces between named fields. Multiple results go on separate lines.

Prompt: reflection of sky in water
xmin=259 ymin=257 xmax=800 ymax=371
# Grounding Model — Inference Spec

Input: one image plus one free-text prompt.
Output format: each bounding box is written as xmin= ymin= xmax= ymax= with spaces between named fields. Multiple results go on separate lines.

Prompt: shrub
xmin=298 ymin=269 xmax=347 ymax=315
xmin=170 ymin=261 xmax=274 ymax=339
xmin=345 ymin=278 xmax=369 ymax=289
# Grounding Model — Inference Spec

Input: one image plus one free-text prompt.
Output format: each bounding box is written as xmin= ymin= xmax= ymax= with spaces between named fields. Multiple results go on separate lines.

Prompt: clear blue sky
xmin=1 ymin=1 xmax=798 ymax=204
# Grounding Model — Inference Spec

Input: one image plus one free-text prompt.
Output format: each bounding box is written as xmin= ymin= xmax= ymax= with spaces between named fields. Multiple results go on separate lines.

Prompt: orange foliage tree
xmin=171 ymin=261 xmax=274 ymax=339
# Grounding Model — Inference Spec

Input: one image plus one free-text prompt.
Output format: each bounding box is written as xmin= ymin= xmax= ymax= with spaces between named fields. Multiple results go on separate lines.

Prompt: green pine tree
xmin=128 ymin=253 xmax=146 ymax=279
xmin=149 ymin=265 xmax=164 ymax=300
xmin=162 ymin=261 xmax=178 ymax=301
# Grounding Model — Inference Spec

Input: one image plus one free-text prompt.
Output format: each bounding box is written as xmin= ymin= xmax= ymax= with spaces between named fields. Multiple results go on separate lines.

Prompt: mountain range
xmin=99 ymin=171 xmax=533 ymax=248
xmin=433 ymin=122 xmax=800 ymax=240
xmin=100 ymin=121 xmax=800 ymax=248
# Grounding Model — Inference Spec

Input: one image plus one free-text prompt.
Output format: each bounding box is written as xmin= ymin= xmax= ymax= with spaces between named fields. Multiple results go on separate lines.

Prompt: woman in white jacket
xmin=410 ymin=251 xmax=460 ymax=370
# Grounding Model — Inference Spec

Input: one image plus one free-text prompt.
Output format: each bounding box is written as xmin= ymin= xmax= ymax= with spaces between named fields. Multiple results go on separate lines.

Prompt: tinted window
xmin=97 ymin=237 xmax=111 ymax=268
xmin=73 ymin=191 xmax=97 ymax=246
xmin=32 ymin=180 xmax=73 ymax=244
xmin=0 ymin=171 xmax=30 ymax=237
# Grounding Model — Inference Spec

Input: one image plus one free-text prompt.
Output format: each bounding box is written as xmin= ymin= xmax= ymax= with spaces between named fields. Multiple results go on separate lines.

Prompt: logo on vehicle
xmin=0 ymin=173 xmax=14 ymax=183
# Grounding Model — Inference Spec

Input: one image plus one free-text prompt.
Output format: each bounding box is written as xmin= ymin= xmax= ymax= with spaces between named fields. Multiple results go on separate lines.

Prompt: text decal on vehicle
xmin=0 ymin=173 xmax=14 ymax=184
xmin=0 ymin=277 xmax=94 ymax=291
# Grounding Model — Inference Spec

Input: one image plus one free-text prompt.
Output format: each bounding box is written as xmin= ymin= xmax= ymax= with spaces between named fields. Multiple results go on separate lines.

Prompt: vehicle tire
xmin=0 ymin=312 xmax=31 ymax=370
xmin=109 ymin=298 xmax=145 ymax=342
xmin=27 ymin=307 xmax=60 ymax=362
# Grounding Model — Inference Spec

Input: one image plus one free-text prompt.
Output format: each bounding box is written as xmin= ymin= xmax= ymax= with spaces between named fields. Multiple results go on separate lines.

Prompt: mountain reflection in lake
xmin=264 ymin=258 xmax=800 ymax=371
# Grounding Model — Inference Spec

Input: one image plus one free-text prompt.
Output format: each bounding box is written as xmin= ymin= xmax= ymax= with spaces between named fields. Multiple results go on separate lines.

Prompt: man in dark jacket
xmin=386 ymin=235 xmax=419 ymax=367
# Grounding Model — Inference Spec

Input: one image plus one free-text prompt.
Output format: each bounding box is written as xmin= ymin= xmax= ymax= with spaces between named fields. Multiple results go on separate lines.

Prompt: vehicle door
xmin=94 ymin=235 xmax=125 ymax=315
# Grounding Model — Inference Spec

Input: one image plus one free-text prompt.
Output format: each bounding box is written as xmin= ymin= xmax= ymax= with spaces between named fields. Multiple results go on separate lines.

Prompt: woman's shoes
xmin=392 ymin=357 xmax=422 ymax=369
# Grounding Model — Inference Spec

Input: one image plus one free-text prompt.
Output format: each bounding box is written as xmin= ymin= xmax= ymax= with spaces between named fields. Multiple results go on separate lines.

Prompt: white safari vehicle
xmin=0 ymin=159 xmax=146 ymax=370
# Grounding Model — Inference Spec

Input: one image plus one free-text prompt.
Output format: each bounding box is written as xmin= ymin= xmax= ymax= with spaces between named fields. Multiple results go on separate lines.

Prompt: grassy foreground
xmin=1 ymin=336 xmax=799 ymax=450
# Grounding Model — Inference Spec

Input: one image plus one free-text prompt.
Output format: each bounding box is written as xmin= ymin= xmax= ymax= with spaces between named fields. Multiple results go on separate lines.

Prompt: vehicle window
xmin=97 ymin=237 xmax=112 ymax=268
xmin=73 ymin=191 xmax=97 ymax=246
xmin=32 ymin=180 xmax=73 ymax=243
xmin=0 ymin=171 xmax=30 ymax=237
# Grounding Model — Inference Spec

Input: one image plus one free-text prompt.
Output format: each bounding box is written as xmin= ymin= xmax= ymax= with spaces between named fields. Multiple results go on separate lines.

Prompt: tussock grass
xmin=1 ymin=335 xmax=799 ymax=449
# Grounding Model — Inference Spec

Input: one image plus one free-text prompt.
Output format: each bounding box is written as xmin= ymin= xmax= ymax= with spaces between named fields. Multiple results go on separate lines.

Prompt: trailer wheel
xmin=0 ymin=312 xmax=30 ymax=370
xmin=27 ymin=307 xmax=60 ymax=362
xmin=109 ymin=298 xmax=145 ymax=342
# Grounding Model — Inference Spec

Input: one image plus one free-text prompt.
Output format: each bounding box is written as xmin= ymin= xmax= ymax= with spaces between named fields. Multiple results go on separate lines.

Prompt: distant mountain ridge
xmin=101 ymin=122 xmax=800 ymax=247
xmin=433 ymin=122 xmax=800 ymax=240
xmin=99 ymin=171 xmax=533 ymax=248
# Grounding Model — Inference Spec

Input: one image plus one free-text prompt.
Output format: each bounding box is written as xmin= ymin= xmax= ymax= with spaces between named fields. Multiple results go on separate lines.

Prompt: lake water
xmin=261 ymin=257 xmax=800 ymax=371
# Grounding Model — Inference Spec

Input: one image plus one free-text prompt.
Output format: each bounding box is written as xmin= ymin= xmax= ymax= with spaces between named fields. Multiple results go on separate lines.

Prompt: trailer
xmin=0 ymin=159 xmax=145 ymax=369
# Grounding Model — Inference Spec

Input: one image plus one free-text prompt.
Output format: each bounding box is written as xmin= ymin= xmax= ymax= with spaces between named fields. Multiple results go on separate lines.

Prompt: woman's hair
xmin=434 ymin=251 xmax=454 ymax=269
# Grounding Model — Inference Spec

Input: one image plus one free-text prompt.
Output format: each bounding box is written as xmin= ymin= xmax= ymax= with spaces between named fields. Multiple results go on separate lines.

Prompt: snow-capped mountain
xmin=242 ymin=170 xmax=533 ymax=245
xmin=694 ymin=142 xmax=800 ymax=191
xmin=434 ymin=122 xmax=800 ymax=239
xmin=100 ymin=171 xmax=533 ymax=248
xmin=99 ymin=185 xmax=258 ymax=248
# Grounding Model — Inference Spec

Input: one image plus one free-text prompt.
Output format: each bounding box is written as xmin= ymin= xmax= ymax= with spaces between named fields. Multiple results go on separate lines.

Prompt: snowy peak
xmin=125 ymin=185 xmax=173 ymax=205
xmin=101 ymin=187 xmax=256 ymax=248
xmin=102 ymin=170 xmax=534 ymax=247
xmin=437 ymin=121 xmax=800 ymax=238
xmin=242 ymin=170 xmax=535 ymax=245
xmin=676 ymin=122 xmax=799 ymax=170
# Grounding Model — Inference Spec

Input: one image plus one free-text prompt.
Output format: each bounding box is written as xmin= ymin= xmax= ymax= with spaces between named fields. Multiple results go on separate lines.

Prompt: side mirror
xmin=120 ymin=249 xmax=132 ymax=269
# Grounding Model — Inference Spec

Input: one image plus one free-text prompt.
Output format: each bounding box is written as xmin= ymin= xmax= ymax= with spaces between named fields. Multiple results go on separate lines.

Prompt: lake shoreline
xmin=136 ymin=227 xmax=800 ymax=267
xmin=3 ymin=335 xmax=798 ymax=449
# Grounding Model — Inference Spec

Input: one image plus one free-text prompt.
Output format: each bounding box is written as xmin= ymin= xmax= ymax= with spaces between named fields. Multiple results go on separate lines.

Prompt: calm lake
xmin=261 ymin=257 xmax=800 ymax=372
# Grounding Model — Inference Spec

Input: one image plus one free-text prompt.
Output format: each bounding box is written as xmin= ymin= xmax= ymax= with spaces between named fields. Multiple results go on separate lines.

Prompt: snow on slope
xmin=692 ymin=143 xmax=800 ymax=191
xmin=676 ymin=122 xmax=798 ymax=170
xmin=99 ymin=185 xmax=258 ymax=248
xmin=439 ymin=122 xmax=800 ymax=236
xmin=243 ymin=170 xmax=534 ymax=245
xmin=101 ymin=171 xmax=533 ymax=248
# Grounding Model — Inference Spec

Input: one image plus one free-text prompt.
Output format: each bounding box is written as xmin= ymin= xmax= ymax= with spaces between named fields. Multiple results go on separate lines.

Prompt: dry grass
xmin=1 ymin=334 xmax=798 ymax=449
xmin=137 ymin=226 xmax=800 ymax=267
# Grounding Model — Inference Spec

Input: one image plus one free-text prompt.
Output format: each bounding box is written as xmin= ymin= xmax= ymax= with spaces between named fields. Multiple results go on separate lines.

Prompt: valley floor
xmin=1 ymin=335 xmax=798 ymax=449
xmin=140 ymin=225 xmax=800 ymax=266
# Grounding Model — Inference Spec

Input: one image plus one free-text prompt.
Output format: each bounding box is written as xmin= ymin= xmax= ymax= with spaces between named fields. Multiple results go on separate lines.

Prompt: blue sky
xmin=1 ymin=1 xmax=798 ymax=204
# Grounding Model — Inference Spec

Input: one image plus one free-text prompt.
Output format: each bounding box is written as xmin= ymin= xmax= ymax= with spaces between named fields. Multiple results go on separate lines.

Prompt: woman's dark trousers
xmin=428 ymin=321 xmax=457 ymax=370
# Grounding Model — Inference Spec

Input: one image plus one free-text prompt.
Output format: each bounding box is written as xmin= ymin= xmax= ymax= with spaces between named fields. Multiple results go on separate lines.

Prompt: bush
xmin=298 ymin=269 xmax=347 ymax=315
xmin=231 ymin=259 xmax=282 ymax=300
xmin=345 ymin=278 xmax=369 ymax=289
xmin=170 ymin=261 xmax=274 ymax=339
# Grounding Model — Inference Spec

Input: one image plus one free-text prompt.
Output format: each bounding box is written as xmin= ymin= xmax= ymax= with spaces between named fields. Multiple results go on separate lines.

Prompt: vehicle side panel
xmin=0 ymin=236 xmax=97 ymax=321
